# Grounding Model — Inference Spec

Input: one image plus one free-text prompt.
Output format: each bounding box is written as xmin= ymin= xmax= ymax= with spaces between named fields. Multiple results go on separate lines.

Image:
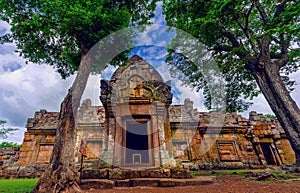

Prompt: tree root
xmin=32 ymin=164 xmax=82 ymax=193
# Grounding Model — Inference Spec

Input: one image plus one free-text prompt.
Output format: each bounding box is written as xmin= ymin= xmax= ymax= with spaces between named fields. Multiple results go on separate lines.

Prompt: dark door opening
xmin=260 ymin=143 xmax=276 ymax=165
xmin=125 ymin=122 xmax=149 ymax=164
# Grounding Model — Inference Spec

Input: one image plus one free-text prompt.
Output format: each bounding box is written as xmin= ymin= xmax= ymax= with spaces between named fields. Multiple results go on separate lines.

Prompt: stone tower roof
xmin=110 ymin=55 xmax=163 ymax=82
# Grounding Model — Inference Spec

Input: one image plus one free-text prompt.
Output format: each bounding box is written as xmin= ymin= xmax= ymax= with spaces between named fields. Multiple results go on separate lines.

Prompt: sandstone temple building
xmin=15 ymin=55 xmax=296 ymax=170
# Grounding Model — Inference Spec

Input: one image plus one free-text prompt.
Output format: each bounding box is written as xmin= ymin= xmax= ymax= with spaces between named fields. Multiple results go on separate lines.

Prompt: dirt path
xmin=85 ymin=176 xmax=300 ymax=193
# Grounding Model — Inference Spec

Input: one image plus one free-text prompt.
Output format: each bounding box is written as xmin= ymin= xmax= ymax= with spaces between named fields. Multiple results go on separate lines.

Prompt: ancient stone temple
xmin=14 ymin=55 xmax=296 ymax=173
xmin=99 ymin=55 xmax=175 ymax=168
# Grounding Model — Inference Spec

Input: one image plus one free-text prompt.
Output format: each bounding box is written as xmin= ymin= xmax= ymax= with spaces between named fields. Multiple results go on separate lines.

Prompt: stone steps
xmin=80 ymin=168 xmax=192 ymax=180
xmin=80 ymin=176 xmax=216 ymax=189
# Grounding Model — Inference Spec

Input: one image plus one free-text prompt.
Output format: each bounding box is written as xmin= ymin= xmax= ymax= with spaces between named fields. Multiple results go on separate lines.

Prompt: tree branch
xmin=232 ymin=6 xmax=259 ymax=56
xmin=209 ymin=45 xmax=233 ymax=53
xmin=254 ymin=1 xmax=269 ymax=25
xmin=245 ymin=1 xmax=255 ymax=31
xmin=218 ymin=22 xmax=247 ymax=59
xmin=276 ymin=54 xmax=289 ymax=68
xmin=218 ymin=22 xmax=240 ymax=47
xmin=274 ymin=0 xmax=287 ymax=18
xmin=280 ymin=33 xmax=289 ymax=55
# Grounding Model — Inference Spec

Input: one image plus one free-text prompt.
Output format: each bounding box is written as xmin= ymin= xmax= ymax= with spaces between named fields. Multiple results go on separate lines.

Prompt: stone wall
xmin=12 ymin=105 xmax=296 ymax=172
xmin=0 ymin=98 xmax=289 ymax=176
xmin=18 ymin=103 xmax=106 ymax=168
xmin=18 ymin=110 xmax=58 ymax=166
xmin=0 ymin=147 xmax=19 ymax=168
xmin=170 ymin=111 xmax=296 ymax=169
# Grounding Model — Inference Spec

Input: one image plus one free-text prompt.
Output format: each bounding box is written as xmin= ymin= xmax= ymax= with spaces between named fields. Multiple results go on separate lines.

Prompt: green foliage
xmin=264 ymin=114 xmax=277 ymax=119
xmin=0 ymin=0 xmax=158 ymax=78
xmin=163 ymin=0 xmax=300 ymax=112
xmin=0 ymin=120 xmax=19 ymax=139
xmin=0 ymin=178 xmax=38 ymax=193
xmin=0 ymin=141 xmax=21 ymax=148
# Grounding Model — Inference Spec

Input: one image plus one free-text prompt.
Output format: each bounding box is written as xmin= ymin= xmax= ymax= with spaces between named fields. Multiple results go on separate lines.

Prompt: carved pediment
xmin=100 ymin=55 xmax=172 ymax=106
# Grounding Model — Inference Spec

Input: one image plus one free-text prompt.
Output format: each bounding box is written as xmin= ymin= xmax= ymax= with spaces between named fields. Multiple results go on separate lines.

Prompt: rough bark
xmin=250 ymin=61 xmax=300 ymax=165
xmin=33 ymin=54 xmax=92 ymax=193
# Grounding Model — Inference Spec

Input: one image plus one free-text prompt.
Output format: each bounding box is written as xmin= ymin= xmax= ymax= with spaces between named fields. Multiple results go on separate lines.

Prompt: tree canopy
xmin=0 ymin=141 xmax=21 ymax=148
xmin=0 ymin=0 xmax=157 ymax=78
xmin=1 ymin=1 xmax=159 ymax=192
xmin=0 ymin=120 xmax=19 ymax=139
xmin=163 ymin=0 xmax=300 ymax=164
xmin=164 ymin=0 xmax=300 ymax=112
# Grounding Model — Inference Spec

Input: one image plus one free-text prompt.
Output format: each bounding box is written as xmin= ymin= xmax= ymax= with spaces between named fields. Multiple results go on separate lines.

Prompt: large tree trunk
xmin=251 ymin=62 xmax=300 ymax=165
xmin=33 ymin=54 xmax=92 ymax=193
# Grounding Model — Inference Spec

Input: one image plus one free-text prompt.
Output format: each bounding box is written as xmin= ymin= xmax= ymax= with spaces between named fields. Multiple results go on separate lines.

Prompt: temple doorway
xmin=260 ymin=143 xmax=277 ymax=165
xmin=123 ymin=119 xmax=154 ymax=167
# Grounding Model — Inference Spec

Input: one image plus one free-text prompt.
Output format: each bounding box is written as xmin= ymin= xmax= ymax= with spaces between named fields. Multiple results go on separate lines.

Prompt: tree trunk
xmin=33 ymin=54 xmax=92 ymax=193
xmin=251 ymin=62 xmax=300 ymax=165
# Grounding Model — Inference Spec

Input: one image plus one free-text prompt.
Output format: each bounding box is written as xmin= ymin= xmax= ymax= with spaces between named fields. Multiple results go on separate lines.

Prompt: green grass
xmin=191 ymin=169 xmax=265 ymax=176
xmin=191 ymin=169 xmax=300 ymax=183
xmin=276 ymin=178 xmax=300 ymax=183
xmin=0 ymin=178 xmax=38 ymax=193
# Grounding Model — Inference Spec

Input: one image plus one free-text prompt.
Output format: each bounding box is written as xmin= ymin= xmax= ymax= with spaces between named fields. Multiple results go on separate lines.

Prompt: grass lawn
xmin=0 ymin=178 xmax=38 ymax=193
xmin=191 ymin=169 xmax=266 ymax=176
xmin=191 ymin=169 xmax=300 ymax=183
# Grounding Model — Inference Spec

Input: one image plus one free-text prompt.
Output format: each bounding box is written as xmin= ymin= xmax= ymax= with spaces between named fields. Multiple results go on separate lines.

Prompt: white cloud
xmin=241 ymin=70 xmax=300 ymax=117
xmin=173 ymin=79 xmax=207 ymax=111
xmin=0 ymin=62 xmax=75 ymax=144
xmin=0 ymin=20 xmax=11 ymax=35
xmin=0 ymin=63 xmax=74 ymax=126
xmin=290 ymin=71 xmax=300 ymax=107
xmin=241 ymin=94 xmax=273 ymax=117
xmin=0 ymin=53 xmax=23 ymax=66
xmin=134 ymin=24 xmax=174 ymax=48
xmin=0 ymin=127 xmax=26 ymax=144
xmin=151 ymin=2 xmax=166 ymax=25
xmin=81 ymin=75 xmax=101 ymax=106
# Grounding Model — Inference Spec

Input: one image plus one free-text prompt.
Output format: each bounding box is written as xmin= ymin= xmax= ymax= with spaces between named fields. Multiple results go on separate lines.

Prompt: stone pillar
xmin=152 ymin=114 xmax=160 ymax=167
xmin=113 ymin=116 xmax=123 ymax=167
xmin=100 ymin=116 xmax=115 ymax=167
xmin=156 ymin=102 xmax=176 ymax=167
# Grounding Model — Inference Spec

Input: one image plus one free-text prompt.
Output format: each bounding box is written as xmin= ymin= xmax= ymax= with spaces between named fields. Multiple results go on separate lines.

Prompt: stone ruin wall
xmin=170 ymin=109 xmax=295 ymax=169
xmin=18 ymin=110 xmax=58 ymax=166
xmin=0 ymin=101 xmax=296 ymax=177
xmin=0 ymin=147 xmax=20 ymax=168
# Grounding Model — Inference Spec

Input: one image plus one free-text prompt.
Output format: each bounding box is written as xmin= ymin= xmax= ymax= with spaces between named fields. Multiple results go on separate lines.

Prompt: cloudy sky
xmin=0 ymin=3 xmax=299 ymax=143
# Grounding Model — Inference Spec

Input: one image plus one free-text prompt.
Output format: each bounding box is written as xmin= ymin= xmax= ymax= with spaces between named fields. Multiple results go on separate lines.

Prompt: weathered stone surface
xmin=125 ymin=170 xmax=141 ymax=179
xmin=81 ymin=169 xmax=108 ymax=179
xmin=171 ymin=169 xmax=192 ymax=179
xmin=80 ymin=179 xmax=114 ymax=189
xmin=174 ymin=180 xmax=187 ymax=186
xmin=0 ymin=147 xmax=19 ymax=168
xmin=15 ymin=99 xmax=296 ymax=171
xmin=130 ymin=179 xmax=160 ymax=187
xmin=159 ymin=179 xmax=176 ymax=187
xmin=256 ymin=172 xmax=276 ymax=181
xmin=140 ymin=169 xmax=171 ymax=178
xmin=8 ymin=55 xmax=296 ymax=178
xmin=282 ymin=164 xmax=300 ymax=173
xmin=81 ymin=169 xmax=99 ymax=179
xmin=115 ymin=179 xmax=130 ymax=187
xmin=108 ymin=168 xmax=127 ymax=180
xmin=0 ymin=165 xmax=46 ymax=179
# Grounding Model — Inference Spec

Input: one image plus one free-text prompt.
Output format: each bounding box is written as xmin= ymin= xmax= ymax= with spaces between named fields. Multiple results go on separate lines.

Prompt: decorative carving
xmin=77 ymin=99 xmax=99 ymax=123
xmin=245 ymin=125 xmax=255 ymax=139
xmin=140 ymin=80 xmax=172 ymax=104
